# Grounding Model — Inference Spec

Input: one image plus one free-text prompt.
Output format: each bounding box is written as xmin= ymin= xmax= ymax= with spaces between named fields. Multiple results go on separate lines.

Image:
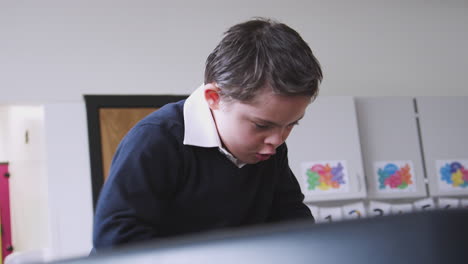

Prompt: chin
xmin=247 ymin=157 xmax=263 ymax=164
xmin=239 ymin=157 xmax=256 ymax=165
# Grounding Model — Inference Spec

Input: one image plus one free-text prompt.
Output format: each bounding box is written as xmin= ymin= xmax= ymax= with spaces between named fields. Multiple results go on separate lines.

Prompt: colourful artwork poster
xmin=436 ymin=160 xmax=468 ymax=192
xmin=301 ymin=160 xmax=349 ymax=194
xmin=373 ymin=160 xmax=417 ymax=193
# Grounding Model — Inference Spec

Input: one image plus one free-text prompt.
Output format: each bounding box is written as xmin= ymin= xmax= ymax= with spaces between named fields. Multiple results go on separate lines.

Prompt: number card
xmin=391 ymin=203 xmax=414 ymax=215
xmin=318 ymin=206 xmax=343 ymax=223
xmin=437 ymin=197 xmax=460 ymax=210
xmin=342 ymin=202 xmax=367 ymax=220
xmin=413 ymin=197 xmax=435 ymax=212
xmin=368 ymin=201 xmax=392 ymax=217
xmin=461 ymin=199 xmax=468 ymax=209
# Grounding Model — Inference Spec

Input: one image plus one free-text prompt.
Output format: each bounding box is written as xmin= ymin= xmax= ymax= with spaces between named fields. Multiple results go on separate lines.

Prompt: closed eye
xmin=254 ymin=123 xmax=271 ymax=130
xmin=287 ymin=121 xmax=300 ymax=128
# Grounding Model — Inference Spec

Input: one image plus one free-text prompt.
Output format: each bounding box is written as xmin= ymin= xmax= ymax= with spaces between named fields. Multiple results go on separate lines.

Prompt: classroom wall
xmin=1 ymin=0 xmax=468 ymax=105
xmin=0 ymin=106 xmax=50 ymax=253
xmin=44 ymin=103 xmax=93 ymax=260
xmin=0 ymin=107 xmax=8 ymax=161
xmin=1 ymin=0 xmax=467 ymax=261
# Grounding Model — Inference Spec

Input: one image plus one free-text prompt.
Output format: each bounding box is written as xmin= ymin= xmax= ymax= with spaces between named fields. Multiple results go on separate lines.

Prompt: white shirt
xmin=183 ymin=85 xmax=246 ymax=168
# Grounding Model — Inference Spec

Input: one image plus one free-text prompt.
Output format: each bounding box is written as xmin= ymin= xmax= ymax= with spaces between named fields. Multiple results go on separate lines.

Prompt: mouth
xmin=255 ymin=153 xmax=273 ymax=161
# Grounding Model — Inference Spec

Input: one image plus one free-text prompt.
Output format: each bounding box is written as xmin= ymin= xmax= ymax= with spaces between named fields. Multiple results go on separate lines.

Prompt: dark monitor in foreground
xmin=53 ymin=210 xmax=468 ymax=264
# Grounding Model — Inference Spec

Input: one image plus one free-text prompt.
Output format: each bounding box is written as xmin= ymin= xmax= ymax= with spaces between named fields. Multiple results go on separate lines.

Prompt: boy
xmin=93 ymin=17 xmax=323 ymax=249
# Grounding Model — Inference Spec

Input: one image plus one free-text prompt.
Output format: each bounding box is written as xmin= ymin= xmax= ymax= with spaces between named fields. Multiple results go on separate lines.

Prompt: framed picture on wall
xmin=84 ymin=95 xmax=187 ymax=210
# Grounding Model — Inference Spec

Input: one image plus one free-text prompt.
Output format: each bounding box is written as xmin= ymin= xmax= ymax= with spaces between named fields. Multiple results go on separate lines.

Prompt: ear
xmin=204 ymin=83 xmax=221 ymax=110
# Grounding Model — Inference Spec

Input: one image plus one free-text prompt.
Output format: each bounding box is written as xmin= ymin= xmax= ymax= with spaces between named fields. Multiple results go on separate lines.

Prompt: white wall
xmin=0 ymin=106 xmax=8 ymax=161
xmin=44 ymin=103 xmax=93 ymax=260
xmin=1 ymin=106 xmax=50 ymax=253
xmin=1 ymin=0 xmax=467 ymax=105
xmin=0 ymin=103 xmax=92 ymax=261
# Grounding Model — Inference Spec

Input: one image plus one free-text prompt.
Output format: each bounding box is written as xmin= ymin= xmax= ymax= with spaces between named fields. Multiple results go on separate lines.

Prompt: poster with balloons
xmin=436 ymin=160 xmax=468 ymax=192
xmin=373 ymin=160 xmax=417 ymax=194
xmin=301 ymin=160 xmax=350 ymax=195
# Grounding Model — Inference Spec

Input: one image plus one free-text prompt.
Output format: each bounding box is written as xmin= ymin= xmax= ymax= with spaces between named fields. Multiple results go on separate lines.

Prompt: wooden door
xmin=99 ymin=108 xmax=157 ymax=181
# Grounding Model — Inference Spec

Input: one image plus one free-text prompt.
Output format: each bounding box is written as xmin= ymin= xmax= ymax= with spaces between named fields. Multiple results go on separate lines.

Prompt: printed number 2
xmin=373 ymin=208 xmax=384 ymax=217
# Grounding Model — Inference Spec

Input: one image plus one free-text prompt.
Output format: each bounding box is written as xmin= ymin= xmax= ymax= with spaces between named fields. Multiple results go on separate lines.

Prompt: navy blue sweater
xmin=93 ymin=100 xmax=312 ymax=249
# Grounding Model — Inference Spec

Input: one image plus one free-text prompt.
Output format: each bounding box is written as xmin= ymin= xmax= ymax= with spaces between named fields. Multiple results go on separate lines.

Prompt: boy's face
xmin=205 ymin=83 xmax=311 ymax=164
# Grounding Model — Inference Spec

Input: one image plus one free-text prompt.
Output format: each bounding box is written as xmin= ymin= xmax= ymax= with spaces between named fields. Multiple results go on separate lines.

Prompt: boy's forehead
xmin=230 ymin=92 xmax=310 ymax=123
xmin=235 ymin=86 xmax=281 ymax=105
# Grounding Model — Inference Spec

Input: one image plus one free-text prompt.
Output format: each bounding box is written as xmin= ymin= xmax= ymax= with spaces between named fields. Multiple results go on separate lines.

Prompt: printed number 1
xmin=325 ymin=215 xmax=333 ymax=223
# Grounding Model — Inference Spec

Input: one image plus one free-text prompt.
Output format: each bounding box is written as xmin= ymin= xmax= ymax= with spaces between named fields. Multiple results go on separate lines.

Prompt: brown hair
xmin=205 ymin=18 xmax=323 ymax=102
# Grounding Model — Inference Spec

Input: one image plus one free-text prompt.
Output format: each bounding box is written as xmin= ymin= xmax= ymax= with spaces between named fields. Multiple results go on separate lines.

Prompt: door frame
xmin=84 ymin=95 xmax=187 ymax=210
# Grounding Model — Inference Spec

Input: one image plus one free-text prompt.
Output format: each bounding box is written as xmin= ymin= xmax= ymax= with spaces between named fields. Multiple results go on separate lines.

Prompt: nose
xmin=264 ymin=127 xmax=289 ymax=149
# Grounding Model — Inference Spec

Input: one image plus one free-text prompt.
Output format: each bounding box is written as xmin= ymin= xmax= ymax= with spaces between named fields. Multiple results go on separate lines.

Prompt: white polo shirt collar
xmin=183 ymin=84 xmax=246 ymax=168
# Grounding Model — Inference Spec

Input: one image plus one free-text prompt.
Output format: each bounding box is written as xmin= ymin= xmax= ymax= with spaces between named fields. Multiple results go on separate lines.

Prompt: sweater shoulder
xmin=112 ymin=100 xmax=186 ymax=160
xmin=131 ymin=100 xmax=185 ymax=141
xmin=139 ymin=100 xmax=185 ymax=128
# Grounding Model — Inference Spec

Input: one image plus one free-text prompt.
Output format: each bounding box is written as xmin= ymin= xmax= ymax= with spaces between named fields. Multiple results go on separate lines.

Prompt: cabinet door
xmin=355 ymin=97 xmax=427 ymax=199
xmin=416 ymin=97 xmax=468 ymax=196
xmin=0 ymin=163 xmax=12 ymax=262
xmin=287 ymin=96 xmax=366 ymax=202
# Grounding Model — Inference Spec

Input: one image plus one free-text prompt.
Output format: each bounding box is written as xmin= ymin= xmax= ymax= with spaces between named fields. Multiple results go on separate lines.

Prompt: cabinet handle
xmin=6 ymin=245 xmax=14 ymax=252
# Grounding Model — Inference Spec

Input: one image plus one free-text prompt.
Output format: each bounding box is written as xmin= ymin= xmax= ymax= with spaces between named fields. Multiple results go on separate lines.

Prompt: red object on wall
xmin=0 ymin=162 xmax=12 ymax=262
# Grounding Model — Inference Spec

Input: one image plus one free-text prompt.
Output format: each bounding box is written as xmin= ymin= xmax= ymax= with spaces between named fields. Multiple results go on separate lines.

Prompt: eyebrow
xmin=253 ymin=115 xmax=305 ymax=127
